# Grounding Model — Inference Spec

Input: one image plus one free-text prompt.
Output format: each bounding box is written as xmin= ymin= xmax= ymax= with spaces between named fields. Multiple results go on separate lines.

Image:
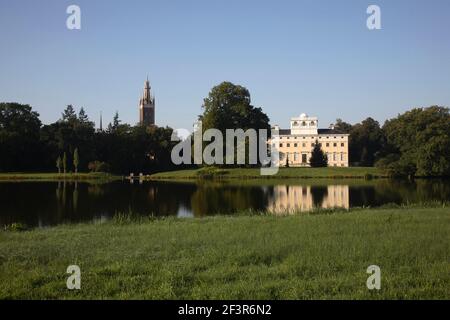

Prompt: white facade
xmin=270 ymin=114 xmax=350 ymax=167
xmin=290 ymin=113 xmax=319 ymax=135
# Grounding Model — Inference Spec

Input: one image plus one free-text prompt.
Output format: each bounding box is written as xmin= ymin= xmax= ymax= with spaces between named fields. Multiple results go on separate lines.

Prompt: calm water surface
xmin=0 ymin=179 xmax=449 ymax=227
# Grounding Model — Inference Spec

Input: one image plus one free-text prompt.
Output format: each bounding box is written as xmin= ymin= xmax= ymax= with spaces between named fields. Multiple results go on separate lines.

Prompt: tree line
xmin=332 ymin=106 xmax=450 ymax=177
xmin=198 ymin=82 xmax=450 ymax=177
xmin=0 ymin=103 xmax=178 ymax=174
xmin=1 ymin=81 xmax=449 ymax=177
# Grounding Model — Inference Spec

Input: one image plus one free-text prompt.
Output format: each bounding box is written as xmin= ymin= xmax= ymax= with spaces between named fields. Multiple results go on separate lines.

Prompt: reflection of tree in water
xmin=310 ymin=186 xmax=328 ymax=208
xmin=3 ymin=179 xmax=448 ymax=227
xmin=56 ymin=181 xmax=78 ymax=222
xmin=349 ymin=180 xmax=406 ymax=207
xmin=58 ymin=181 xmax=195 ymax=220
xmin=55 ymin=181 xmax=66 ymax=223
xmin=349 ymin=179 xmax=450 ymax=207
xmin=97 ymin=181 xmax=194 ymax=218
xmin=87 ymin=184 xmax=106 ymax=197
xmin=190 ymin=182 xmax=268 ymax=217
xmin=375 ymin=180 xmax=416 ymax=205
xmin=73 ymin=182 xmax=78 ymax=211
xmin=415 ymin=179 xmax=450 ymax=202
xmin=349 ymin=185 xmax=378 ymax=207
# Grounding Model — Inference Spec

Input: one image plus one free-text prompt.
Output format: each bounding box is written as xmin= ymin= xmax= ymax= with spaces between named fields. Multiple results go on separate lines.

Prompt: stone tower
xmin=139 ymin=78 xmax=155 ymax=126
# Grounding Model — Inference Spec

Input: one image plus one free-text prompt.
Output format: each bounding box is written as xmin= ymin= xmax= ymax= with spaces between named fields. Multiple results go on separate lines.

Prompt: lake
xmin=1 ymin=179 xmax=449 ymax=227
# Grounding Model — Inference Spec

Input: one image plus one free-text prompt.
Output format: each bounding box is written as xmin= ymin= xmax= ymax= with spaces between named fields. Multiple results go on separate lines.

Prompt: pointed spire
xmin=143 ymin=76 xmax=151 ymax=103
xmin=99 ymin=111 xmax=103 ymax=131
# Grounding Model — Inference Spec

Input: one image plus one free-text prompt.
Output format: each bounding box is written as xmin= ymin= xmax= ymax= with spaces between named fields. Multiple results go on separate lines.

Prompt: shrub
xmin=364 ymin=173 xmax=373 ymax=180
xmin=196 ymin=167 xmax=229 ymax=179
xmin=4 ymin=222 xmax=28 ymax=232
xmin=88 ymin=161 xmax=111 ymax=173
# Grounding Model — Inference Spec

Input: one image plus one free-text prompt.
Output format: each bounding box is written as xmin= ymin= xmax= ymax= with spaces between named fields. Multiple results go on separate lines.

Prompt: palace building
xmin=139 ymin=78 xmax=155 ymax=126
xmin=271 ymin=113 xmax=349 ymax=167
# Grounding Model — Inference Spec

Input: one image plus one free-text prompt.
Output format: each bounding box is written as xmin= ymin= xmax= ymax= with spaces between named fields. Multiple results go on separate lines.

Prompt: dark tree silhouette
xmin=309 ymin=140 xmax=328 ymax=167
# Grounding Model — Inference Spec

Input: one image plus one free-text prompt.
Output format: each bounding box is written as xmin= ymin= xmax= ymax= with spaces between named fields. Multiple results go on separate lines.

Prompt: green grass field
xmin=1 ymin=206 xmax=449 ymax=299
xmin=0 ymin=172 xmax=120 ymax=182
xmin=0 ymin=167 xmax=386 ymax=181
xmin=150 ymin=166 xmax=386 ymax=180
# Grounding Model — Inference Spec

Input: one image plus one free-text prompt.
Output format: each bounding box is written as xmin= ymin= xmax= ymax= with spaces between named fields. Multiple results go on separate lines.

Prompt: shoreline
xmin=148 ymin=167 xmax=389 ymax=180
xmin=0 ymin=172 xmax=121 ymax=182
xmin=1 ymin=168 xmax=448 ymax=182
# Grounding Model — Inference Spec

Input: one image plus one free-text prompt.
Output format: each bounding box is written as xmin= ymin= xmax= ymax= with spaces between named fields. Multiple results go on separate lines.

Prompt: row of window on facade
xmin=292 ymin=121 xmax=316 ymax=126
xmin=276 ymin=142 xmax=346 ymax=148
xmin=280 ymin=152 xmax=346 ymax=164
xmin=280 ymin=136 xmax=345 ymax=140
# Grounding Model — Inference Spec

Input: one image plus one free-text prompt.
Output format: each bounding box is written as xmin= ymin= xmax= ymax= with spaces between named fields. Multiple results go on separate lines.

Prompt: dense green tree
xmin=62 ymin=105 xmax=77 ymax=123
xmin=113 ymin=111 xmax=120 ymax=126
xmin=348 ymin=117 xmax=384 ymax=166
xmin=40 ymin=105 xmax=95 ymax=171
xmin=309 ymin=140 xmax=328 ymax=167
xmin=78 ymin=108 xmax=90 ymax=124
xmin=56 ymin=156 xmax=62 ymax=174
xmin=332 ymin=117 xmax=384 ymax=166
xmin=88 ymin=160 xmax=110 ymax=173
xmin=334 ymin=118 xmax=353 ymax=133
xmin=377 ymin=106 xmax=450 ymax=177
xmin=63 ymin=152 xmax=67 ymax=174
xmin=73 ymin=148 xmax=79 ymax=173
xmin=92 ymin=117 xmax=176 ymax=174
xmin=0 ymin=103 xmax=42 ymax=171
xmin=199 ymin=82 xmax=270 ymax=166
xmin=1 ymin=102 xmax=179 ymax=174
xmin=107 ymin=111 xmax=122 ymax=132
xmin=201 ymin=82 xmax=269 ymax=132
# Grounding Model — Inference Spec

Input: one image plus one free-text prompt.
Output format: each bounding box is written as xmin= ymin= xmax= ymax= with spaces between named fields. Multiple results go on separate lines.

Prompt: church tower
xmin=139 ymin=78 xmax=155 ymax=126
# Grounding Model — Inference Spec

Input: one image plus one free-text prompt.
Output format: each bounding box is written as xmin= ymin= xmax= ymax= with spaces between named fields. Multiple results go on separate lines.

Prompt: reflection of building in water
xmin=321 ymin=185 xmax=349 ymax=209
xmin=267 ymin=185 xmax=349 ymax=214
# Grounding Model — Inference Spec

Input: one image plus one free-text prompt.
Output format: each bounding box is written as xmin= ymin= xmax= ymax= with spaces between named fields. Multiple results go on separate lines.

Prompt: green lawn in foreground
xmin=0 ymin=206 xmax=449 ymax=299
xmin=150 ymin=166 xmax=386 ymax=180
xmin=0 ymin=172 xmax=120 ymax=181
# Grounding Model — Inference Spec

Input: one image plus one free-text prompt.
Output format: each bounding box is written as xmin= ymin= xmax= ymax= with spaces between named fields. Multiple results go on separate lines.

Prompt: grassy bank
xmin=0 ymin=172 xmax=120 ymax=182
xmin=150 ymin=167 xmax=387 ymax=180
xmin=0 ymin=167 xmax=387 ymax=182
xmin=1 ymin=206 xmax=449 ymax=299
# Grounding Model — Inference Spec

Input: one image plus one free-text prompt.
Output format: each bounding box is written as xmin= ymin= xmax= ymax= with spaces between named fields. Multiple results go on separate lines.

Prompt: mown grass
xmin=150 ymin=167 xmax=387 ymax=180
xmin=0 ymin=206 xmax=449 ymax=300
xmin=0 ymin=172 xmax=120 ymax=182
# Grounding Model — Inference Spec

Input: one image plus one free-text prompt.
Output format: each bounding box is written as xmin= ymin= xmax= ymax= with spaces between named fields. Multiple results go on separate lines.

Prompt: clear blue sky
xmin=1 ymin=0 xmax=449 ymax=130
